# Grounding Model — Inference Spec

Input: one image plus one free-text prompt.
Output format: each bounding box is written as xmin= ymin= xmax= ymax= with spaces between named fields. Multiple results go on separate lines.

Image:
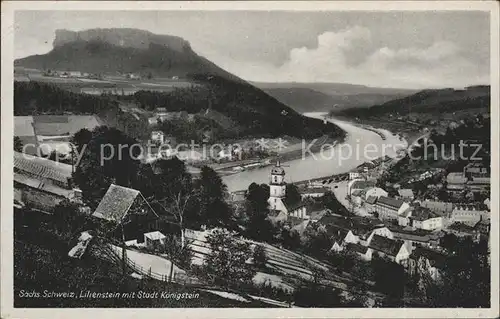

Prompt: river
xmin=223 ymin=112 xmax=408 ymax=192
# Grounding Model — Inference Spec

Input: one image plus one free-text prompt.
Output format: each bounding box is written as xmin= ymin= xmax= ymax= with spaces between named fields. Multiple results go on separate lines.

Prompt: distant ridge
xmin=335 ymin=85 xmax=490 ymax=117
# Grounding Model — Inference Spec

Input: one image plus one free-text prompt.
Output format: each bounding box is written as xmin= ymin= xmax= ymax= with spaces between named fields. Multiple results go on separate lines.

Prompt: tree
xmin=52 ymin=200 xmax=90 ymax=241
xmin=321 ymin=191 xmax=350 ymax=216
xmin=152 ymin=177 xmax=195 ymax=249
xmin=424 ymin=237 xmax=490 ymax=307
xmin=202 ymin=228 xmax=255 ymax=287
xmin=73 ymin=126 xmax=141 ymax=208
xmin=71 ymin=128 xmax=93 ymax=153
xmin=301 ymin=224 xmax=332 ymax=259
xmin=160 ymin=235 xmax=193 ymax=281
xmin=293 ymin=261 xmax=342 ymax=307
xmin=280 ymin=228 xmax=302 ymax=250
xmin=252 ymin=244 xmax=267 ymax=268
xmin=195 ymin=166 xmax=233 ymax=229
xmin=285 ymin=183 xmax=301 ymax=206
xmin=372 ymin=255 xmax=407 ymax=303
xmin=244 ymin=183 xmax=276 ymax=243
xmin=14 ymin=136 xmax=23 ymax=152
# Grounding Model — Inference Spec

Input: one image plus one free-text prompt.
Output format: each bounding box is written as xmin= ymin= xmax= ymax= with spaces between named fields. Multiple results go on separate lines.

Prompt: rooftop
xmin=283 ymin=197 xmax=306 ymax=211
xmin=376 ymin=196 xmax=405 ymax=209
xmin=366 ymin=196 xmax=378 ymax=205
xmin=448 ymin=222 xmax=476 ymax=233
xmin=14 ymin=151 xmax=72 ymax=185
xmin=412 ymin=247 xmax=447 ymax=269
xmin=410 ymin=206 xmax=441 ymax=221
xmin=398 ymin=189 xmax=414 ymax=198
xmin=92 ymin=184 xmax=141 ymax=222
xmin=317 ymin=214 xmax=384 ymax=237
xmin=368 ymin=234 xmax=404 ymax=257
xmin=346 ymin=243 xmax=369 ymax=254
xmin=351 ymin=180 xmax=376 ymax=190
xmin=302 ymin=187 xmax=330 ymax=194
xmin=452 ymin=203 xmax=489 ymax=211
xmin=144 ymin=231 xmax=166 ymax=241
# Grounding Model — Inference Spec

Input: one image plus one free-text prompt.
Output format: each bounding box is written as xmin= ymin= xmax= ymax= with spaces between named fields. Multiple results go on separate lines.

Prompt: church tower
xmin=268 ymin=160 xmax=286 ymax=211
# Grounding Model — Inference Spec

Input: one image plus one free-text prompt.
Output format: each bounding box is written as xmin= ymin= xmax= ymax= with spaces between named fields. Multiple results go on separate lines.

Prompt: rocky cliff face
xmin=53 ymin=28 xmax=191 ymax=52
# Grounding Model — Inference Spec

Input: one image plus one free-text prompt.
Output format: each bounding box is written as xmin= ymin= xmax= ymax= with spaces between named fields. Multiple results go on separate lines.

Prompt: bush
xmin=252 ymin=244 xmax=267 ymax=268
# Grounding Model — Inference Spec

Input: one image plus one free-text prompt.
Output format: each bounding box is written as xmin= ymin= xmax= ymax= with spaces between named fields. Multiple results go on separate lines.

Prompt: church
xmin=268 ymin=161 xmax=309 ymax=221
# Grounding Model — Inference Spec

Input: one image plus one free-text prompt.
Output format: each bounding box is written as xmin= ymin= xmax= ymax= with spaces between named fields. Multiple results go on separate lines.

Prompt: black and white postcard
xmin=1 ymin=1 xmax=498 ymax=318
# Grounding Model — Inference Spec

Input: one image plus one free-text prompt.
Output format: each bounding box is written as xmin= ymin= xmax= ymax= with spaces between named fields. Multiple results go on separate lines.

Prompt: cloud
xmin=213 ymin=26 xmax=488 ymax=89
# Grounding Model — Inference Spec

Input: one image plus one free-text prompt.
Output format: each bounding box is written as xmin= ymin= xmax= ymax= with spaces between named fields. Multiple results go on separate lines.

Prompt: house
xmin=318 ymin=214 xmax=388 ymax=247
xmin=300 ymin=187 xmax=330 ymax=199
xmin=14 ymin=151 xmax=73 ymax=188
xmin=463 ymin=162 xmax=488 ymax=177
xmin=268 ymin=161 xmax=308 ymax=220
xmin=68 ymin=71 xmax=82 ymax=77
xmin=418 ymin=200 xmax=454 ymax=216
xmin=446 ymin=222 xmax=480 ymax=241
xmin=468 ymin=176 xmax=491 ymax=186
xmin=390 ymin=226 xmax=443 ymax=251
xmin=349 ymin=172 xmax=360 ymax=180
xmin=151 ymin=131 xmax=165 ymax=144
xmin=372 ymin=196 xmax=410 ymax=221
xmin=325 ymin=227 xmax=350 ymax=252
xmin=398 ymin=189 xmax=415 ymax=201
xmin=348 ymin=179 xmax=376 ymax=196
xmin=365 ymin=196 xmax=378 ymax=212
xmin=14 ymin=172 xmax=78 ymax=211
xmin=407 ymin=247 xmax=446 ymax=281
xmin=356 ymin=161 xmax=377 ymax=173
xmin=346 ymin=243 xmax=372 ymax=261
xmin=176 ymin=150 xmax=205 ymax=163
xmin=217 ymin=147 xmax=235 ymax=161
xmin=126 ymin=73 xmax=141 ymax=80
xmin=350 ymin=189 xmax=365 ymax=206
xmin=446 ymin=172 xmax=467 ymax=190
xmin=368 ymin=234 xmax=410 ymax=264
xmin=450 ymin=204 xmax=489 ymax=227
xmin=92 ymin=184 xmax=160 ymax=241
xmin=228 ymin=190 xmax=247 ymax=203
xmin=409 ymin=206 xmax=444 ymax=231
xmin=397 ymin=209 xmax=413 ymax=227
xmin=144 ymin=231 xmax=167 ymax=248
xmin=474 ymin=219 xmax=490 ymax=236
xmin=484 ymin=198 xmax=491 ymax=210
xmin=365 ymin=187 xmax=388 ymax=200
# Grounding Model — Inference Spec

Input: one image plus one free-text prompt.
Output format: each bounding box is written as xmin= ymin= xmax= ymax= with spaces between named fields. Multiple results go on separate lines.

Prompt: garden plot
xmin=185 ymin=229 xmax=334 ymax=288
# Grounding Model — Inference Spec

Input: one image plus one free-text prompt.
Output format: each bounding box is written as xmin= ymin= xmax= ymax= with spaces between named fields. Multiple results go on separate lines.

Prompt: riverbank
xmin=209 ymin=133 xmax=346 ymax=177
xmin=223 ymin=113 xmax=407 ymax=192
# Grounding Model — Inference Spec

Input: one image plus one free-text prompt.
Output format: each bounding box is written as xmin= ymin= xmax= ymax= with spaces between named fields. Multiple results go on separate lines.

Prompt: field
xmin=185 ymin=229 xmax=378 ymax=301
xmin=15 ymin=68 xmax=199 ymax=94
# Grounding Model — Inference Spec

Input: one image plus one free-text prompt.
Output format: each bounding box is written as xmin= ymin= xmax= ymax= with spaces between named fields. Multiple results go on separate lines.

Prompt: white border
xmin=1 ymin=1 xmax=499 ymax=318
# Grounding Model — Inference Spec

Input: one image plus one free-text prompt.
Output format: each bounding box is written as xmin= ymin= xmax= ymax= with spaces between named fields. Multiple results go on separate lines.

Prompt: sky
xmin=14 ymin=10 xmax=490 ymax=89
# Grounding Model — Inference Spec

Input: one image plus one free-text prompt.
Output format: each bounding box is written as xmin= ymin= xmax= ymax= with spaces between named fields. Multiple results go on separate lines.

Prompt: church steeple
xmin=269 ymin=160 xmax=286 ymax=210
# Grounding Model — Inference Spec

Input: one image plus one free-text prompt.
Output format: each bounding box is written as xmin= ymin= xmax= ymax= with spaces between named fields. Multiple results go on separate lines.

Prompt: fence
xmin=97 ymin=243 xmax=201 ymax=285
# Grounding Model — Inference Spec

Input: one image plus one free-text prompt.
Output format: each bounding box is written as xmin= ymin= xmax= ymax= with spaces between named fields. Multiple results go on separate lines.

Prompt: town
xmin=9 ymin=11 xmax=493 ymax=311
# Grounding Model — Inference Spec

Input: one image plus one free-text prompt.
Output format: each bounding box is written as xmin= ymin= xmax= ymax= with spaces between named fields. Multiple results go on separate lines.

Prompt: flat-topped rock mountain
xmin=53 ymin=28 xmax=190 ymax=52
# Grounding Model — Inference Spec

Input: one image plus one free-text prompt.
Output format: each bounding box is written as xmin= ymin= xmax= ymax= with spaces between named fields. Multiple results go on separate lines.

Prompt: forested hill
xmin=334 ymin=86 xmax=490 ymax=118
xmin=14 ymin=81 xmax=344 ymax=140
